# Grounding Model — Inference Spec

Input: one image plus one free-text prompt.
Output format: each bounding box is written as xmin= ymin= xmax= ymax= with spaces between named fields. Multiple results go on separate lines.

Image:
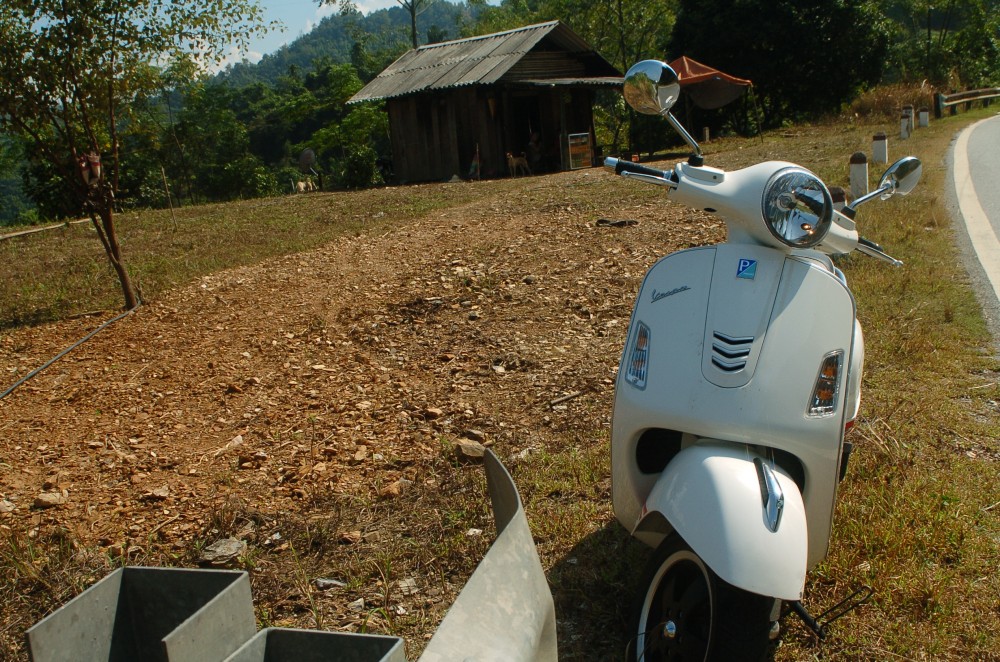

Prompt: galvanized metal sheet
xmin=26 ymin=457 xmax=554 ymax=662
xmin=26 ymin=567 xmax=255 ymax=662
xmin=222 ymin=628 xmax=406 ymax=662
xmin=418 ymin=451 xmax=557 ymax=662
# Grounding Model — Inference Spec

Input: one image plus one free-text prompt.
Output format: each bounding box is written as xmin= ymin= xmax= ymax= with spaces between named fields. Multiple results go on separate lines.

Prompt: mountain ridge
xmin=217 ymin=1 xmax=480 ymax=87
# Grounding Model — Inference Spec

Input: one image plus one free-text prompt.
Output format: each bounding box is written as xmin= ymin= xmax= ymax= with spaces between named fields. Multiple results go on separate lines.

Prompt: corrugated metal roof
xmin=349 ymin=21 xmax=619 ymax=103
xmin=513 ymin=77 xmax=624 ymax=88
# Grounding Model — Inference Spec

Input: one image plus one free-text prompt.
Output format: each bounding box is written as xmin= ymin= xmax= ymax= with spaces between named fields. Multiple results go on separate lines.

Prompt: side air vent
xmin=711 ymin=332 xmax=753 ymax=372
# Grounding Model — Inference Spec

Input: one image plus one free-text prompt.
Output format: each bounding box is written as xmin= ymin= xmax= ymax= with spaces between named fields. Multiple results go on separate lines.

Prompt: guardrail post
xmin=935 ymin=93 xmax=944 ymax=119
xmin=850 ymin=152 xmax=868 ymax=200
xmin=918 ymin=107 xmax=929 ymax=128
xmin=872 ymin=132 xmax=888 ymax=164
xmin=900 ymin=112 xmax=910 ymax=139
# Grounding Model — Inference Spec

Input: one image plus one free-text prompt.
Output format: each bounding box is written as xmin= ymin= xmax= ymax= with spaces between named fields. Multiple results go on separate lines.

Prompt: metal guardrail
xmin=935 ymin=87 xmax=1000 ymax=118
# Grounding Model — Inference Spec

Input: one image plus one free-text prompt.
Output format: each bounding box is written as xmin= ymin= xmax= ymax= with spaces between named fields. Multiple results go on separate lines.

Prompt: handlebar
xmin=856 ymin=236 xmax=903 ymax=266
xmin=604 ymin=157 xmax=676 ymax=187
xmin=605 ymin=155 xmax=904 ymax=265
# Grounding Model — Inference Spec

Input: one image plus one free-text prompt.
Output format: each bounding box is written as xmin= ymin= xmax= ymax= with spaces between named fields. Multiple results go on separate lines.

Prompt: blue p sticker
xmin=737 ymin=259 xmax=757 ymax=280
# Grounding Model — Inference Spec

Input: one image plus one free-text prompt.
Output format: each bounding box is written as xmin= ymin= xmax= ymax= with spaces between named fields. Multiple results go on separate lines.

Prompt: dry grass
xmin=849 ymin=83 xmax=939 ymax=120
xmin=2 ymin=108 xmax=999 ymax=660
xmin=0 ymin=185 xmax=478 ymax=328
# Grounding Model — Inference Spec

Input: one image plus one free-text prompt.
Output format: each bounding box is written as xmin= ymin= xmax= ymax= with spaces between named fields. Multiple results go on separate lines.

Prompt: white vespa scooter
xmin=606 ymin=61 xmax=922 ymax=660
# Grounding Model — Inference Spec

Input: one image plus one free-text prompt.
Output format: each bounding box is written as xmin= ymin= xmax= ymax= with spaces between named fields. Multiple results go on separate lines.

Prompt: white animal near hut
xmin=291 ymin=178 xmax=317 ymax=194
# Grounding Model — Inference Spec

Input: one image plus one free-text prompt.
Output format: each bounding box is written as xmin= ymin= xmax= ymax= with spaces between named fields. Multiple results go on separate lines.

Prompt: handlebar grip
xmin=858 ymin=236 xmax=885 ymax=252
xmin=604 ymin=157 xmax=671 ymax=180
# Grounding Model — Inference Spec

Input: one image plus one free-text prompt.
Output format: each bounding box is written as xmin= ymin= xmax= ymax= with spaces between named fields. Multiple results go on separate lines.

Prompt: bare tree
xmin=0 ymin=0 xmax=271 ymax=311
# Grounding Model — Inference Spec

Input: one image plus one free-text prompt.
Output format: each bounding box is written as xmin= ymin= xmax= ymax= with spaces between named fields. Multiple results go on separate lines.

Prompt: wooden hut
xmin=348 ymin=21 xmax=622 ymax=183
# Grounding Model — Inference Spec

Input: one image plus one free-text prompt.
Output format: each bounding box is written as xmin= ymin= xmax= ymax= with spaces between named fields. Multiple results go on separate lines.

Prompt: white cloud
xmin=351 ymin=0 xmax=400 ymax=15
xmin=304 ymin=3 xmax=337 ymax=34
xmin=204 ymin=46 xmax=264 ymax=74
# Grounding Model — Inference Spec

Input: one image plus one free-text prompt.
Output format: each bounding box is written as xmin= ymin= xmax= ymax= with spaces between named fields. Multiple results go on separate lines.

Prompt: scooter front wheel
xmin=631 ymin=534 xmax=772 ymax=661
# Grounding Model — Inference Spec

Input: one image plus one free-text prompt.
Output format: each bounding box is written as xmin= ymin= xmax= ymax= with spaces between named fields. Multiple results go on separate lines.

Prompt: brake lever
xmin=856 ymin=237 xmax=903 ymax=266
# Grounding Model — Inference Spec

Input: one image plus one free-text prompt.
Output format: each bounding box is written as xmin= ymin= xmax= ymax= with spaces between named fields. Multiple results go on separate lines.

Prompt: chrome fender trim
xmin=635 ymin=441 xmax=808 ymax=600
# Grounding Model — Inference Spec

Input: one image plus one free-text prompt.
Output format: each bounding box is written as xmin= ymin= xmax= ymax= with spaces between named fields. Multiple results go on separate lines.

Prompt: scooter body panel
xmin=637 ymin=441 xmax=808 ymax=600
xmin=612 ymin=242 xmax=857 ymax=586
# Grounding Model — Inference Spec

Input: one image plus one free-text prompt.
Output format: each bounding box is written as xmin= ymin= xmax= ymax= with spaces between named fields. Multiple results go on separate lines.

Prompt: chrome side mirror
xmin=622 ymin=60 xmax=703 ymax=162
xmin=878 ymin=156 xmax=922 ymax=199
xmin=846 ymin=156 xmax=922 ymax=213
xmin=623 ymin=60 xmax=681 ymax=116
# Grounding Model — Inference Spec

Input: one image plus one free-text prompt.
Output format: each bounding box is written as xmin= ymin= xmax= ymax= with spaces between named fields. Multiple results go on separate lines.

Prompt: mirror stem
xmin=664 ymin=111 xmax=704 ymax=165
xmin=844 ymin=184 xmax=892 ymax=216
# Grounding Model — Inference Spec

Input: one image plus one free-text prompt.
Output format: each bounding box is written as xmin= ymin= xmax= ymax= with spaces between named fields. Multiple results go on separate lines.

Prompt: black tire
xmin=631 ymin=534 xmax=773 ymax=661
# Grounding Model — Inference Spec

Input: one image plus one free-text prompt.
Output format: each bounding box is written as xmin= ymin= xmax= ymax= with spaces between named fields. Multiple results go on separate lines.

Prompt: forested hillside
xmin=216 ymin=1 xmax=480 ymax=87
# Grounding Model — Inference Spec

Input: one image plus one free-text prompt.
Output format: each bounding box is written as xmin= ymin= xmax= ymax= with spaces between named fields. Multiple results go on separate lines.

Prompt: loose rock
xmin=314 ymin=578 xmax=346 ymax=591
xmin=454 ymin=439 xmax=486 ymax=462
xmin=198 ymin=537 xmax=247 ymax=567
xmin=34 ymin=492 xmax=67 ymax=508
xmin=380 ymin=478 xmax=414 ymax=498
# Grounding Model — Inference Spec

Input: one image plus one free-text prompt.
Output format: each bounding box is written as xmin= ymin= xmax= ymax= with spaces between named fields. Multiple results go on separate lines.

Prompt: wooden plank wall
xmin=387 ymin=85 xmax=598 ymax=182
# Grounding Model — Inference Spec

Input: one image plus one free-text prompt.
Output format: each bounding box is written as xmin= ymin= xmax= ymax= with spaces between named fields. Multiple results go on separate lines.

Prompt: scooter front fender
xmin=635 ymin=441 xmax=808 ymax=600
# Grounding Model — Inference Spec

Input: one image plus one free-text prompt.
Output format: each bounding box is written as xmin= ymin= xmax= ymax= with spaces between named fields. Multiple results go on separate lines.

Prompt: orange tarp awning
xmin=669 ymin=56 xmax=752 ymax=110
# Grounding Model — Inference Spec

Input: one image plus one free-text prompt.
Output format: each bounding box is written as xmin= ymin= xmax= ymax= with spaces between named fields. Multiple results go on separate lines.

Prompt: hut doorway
xmin=506 ymin=93 xmax=544 ymax=173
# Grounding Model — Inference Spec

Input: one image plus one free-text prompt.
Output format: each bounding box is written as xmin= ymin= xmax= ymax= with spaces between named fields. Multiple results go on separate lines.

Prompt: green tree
xmin=166 ymin=83 xmax=273 ymax=202
xmin=292 ymin=64 xmax=390 ymax=184
xmin=0 ymin=135 xmax=36 ymax=226
xmin=329 ymin=0 xmax=436 ymax=49
xmin=669 ymin=0 xmax=889 ymax=125
xmin=878 ymin=0 xmax=1000 ymax=87
xmin=950 ymin=1 xmax=1000 ymax=87
xmin=461 ymin=0 xmax=528 ymax=35
xmin=0 ymin=0 xmax=270 ymax=310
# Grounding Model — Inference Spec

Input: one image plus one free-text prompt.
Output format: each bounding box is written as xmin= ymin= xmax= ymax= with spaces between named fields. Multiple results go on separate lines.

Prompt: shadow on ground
xmin=547 ymin=523 xmax=652 ymax=661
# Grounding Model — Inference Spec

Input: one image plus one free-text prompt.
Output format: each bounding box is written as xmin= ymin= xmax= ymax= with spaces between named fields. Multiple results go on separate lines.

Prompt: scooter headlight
xmin=761 ymin=167 xmax=833 ymax=248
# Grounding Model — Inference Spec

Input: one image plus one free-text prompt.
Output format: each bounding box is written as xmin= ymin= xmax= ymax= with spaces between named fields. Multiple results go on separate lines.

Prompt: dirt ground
xmin=0 ymin=166 xmax=724 ymax=659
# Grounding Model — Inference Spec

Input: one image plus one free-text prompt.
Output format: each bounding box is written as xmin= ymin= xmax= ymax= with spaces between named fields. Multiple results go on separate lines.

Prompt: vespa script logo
xmin=737 ymin=258 xmax=758 ymax=280
xmin=651 ymin=285 xmax=691 ymax=303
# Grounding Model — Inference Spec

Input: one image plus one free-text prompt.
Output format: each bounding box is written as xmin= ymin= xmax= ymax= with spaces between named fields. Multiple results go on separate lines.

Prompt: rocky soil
xmin=0 ymin=165 xmax=723 ymax=659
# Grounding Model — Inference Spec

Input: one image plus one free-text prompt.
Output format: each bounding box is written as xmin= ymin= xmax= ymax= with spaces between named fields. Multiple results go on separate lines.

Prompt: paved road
xmin=949 ymin=113 xmax=1000 ymax=343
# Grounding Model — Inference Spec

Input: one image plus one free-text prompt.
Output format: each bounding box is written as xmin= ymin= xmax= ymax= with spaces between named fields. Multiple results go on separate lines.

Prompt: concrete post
xmin=900 ymin=112 xmax=910 ymax=140
xmin=903 ymin=105 xmax=915 ymax=133
xmin=850 ymin=152 xmax=868 ymax=200
xmin=872 ymin=132 xmax=888 ymax=164
xmin=918 ymin=107 xmax=930 ymax=127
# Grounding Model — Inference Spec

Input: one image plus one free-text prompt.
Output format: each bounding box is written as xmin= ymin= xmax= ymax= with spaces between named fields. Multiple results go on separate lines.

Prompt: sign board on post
xmin=568 ymin=133 xmax=592 ymax=170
